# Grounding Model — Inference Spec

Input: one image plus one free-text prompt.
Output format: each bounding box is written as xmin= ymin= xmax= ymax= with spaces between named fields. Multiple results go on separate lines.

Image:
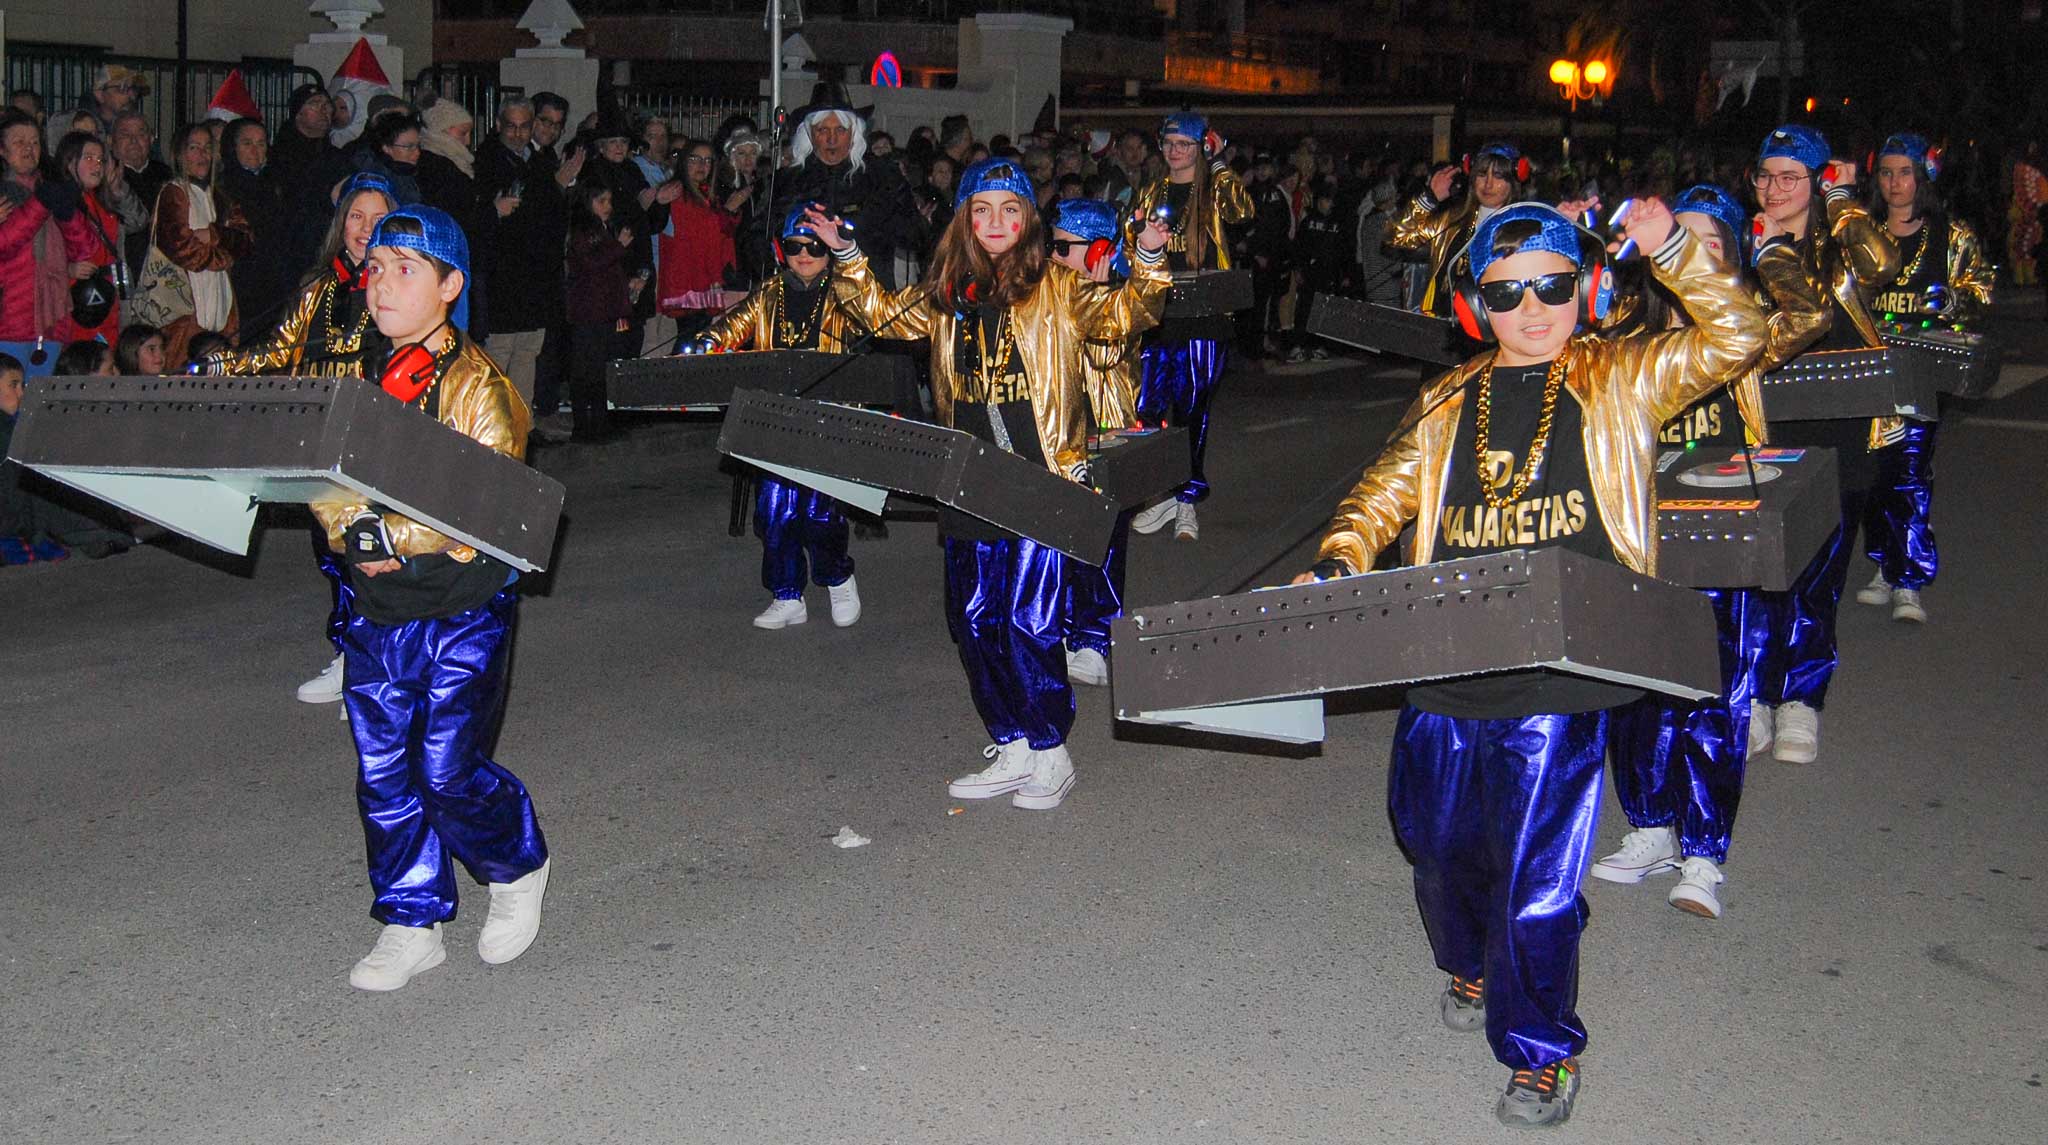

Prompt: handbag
xmin=129 ymin=185 xmax=195 ymax=328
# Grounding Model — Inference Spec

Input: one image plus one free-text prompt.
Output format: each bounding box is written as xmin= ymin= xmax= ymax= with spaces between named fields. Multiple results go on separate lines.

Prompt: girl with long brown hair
xmin=803 ymin=157 xmax=1171 ymax=811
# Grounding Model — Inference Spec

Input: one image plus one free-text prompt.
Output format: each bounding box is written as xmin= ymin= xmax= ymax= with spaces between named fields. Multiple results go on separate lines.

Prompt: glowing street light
xmin=1550 ymin=57 xmax=1615 ymax=111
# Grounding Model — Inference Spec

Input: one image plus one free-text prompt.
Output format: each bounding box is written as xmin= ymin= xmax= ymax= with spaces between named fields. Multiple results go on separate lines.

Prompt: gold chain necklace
xmin=774 ymin=281 xmax=826 ymax=348
xmin=320 ymin=277 xmax=374 ymax=355
xmin=1472 ymin=354 xmax=1568 ymax=509
xmin=974 ymin=310 xmax=1018 ymax=400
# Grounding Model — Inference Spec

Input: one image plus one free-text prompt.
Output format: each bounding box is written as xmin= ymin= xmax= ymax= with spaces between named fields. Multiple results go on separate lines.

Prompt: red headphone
xmin=1083 ymin=238 xmax=1115 ymax=273
xmin=1463 ymin=153 xmax=1533 ymax=182
xmin=380 ymin=322 xmax=449 ymax=404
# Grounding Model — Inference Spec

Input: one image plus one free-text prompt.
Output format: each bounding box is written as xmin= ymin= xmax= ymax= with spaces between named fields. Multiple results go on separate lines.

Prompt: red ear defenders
xmin=380 ymin=342 xmax=438 ymax=403
xmin=1450 ymin=230 xmax=1613 ymax=343
xmin=1463 ymin=153 xmax=1533 ymax=183
xmin=1083 ymin=238 xmax=1115 ymax=273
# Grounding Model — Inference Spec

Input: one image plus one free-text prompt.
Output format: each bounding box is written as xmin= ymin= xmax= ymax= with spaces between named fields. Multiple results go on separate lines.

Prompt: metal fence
xmin=613 ymin=91 xmax=763 ymax=144
xmin=5 ymin=42 xmax=322 ymax=146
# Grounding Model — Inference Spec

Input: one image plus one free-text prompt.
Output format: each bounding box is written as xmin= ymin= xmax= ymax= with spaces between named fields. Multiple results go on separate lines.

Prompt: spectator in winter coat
xmin=0 ymin=110 xmax=94 ymax=355
xmin=152 ymin=122 xmax=254 ymax=366
xmin=474 ymin=97 xmax=566 ymax=408
xmin=216 ymin=119 xmax=298 ymax=336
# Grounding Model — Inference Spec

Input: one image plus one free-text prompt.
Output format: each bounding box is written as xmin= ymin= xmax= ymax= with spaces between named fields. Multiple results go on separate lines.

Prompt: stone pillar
xmin=499 ymin=0 xmax=600 ymax=122
xmin=296 ymin=2 xmax=403 ymax=92
xmin=958 ymin=12 xmax=1072 ymax=140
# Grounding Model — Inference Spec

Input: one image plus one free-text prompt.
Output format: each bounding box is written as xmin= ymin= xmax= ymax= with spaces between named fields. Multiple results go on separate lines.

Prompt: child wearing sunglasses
xmin=1293 ymin=199 xmax=1768 ymax=1127
xmin=695 ymin=204 xmax=871 ymax=631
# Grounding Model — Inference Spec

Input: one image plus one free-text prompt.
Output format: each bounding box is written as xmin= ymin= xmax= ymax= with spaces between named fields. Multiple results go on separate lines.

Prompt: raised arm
xmin=1823 ymin=187 xmax=1901 ymax=290
xmin=1945 ymin=218 xmax=1995 ymax=323
xmin=1615 ymin=208 xmax=1769 ymax=427
xmin=209 ymin=279 xmax=323 ymax=375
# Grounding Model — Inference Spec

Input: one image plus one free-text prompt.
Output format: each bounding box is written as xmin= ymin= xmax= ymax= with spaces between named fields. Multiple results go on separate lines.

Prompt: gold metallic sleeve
xmin=1210 ymin=163 xmax=1255 ymax=227
xmin=702 ymin=285 xmax=773 ymax=352
xmin=1825 ymin=194 xmax=1902 ymax=292
xmin=1385 ymin=193 xmax=1456 ymax=259
xmin=213 ymin=279 xmax=324 ymax=376
xmin=1621 ymin=229 xmax=1771 ymax=426
xmin=1946 ymin=218 xmax=1995 ymax=322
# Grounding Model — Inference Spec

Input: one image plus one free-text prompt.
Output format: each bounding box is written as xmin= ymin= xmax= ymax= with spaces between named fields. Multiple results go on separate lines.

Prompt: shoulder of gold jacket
xmin=1754 ymin=243 xmax=1832 ymax=370
xmin=1209 ymin=164 xmax=1256 ymax=226
xmin=215 ymin=278 xmax=326 ymax=376
xmin=1947 ymin=217 xmax=1995 ymax=312
xmin=705 ymin=282 xmax=774 ymax=350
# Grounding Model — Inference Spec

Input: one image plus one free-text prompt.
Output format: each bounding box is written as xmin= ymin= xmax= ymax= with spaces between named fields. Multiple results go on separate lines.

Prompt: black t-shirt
xmin=1658 ymin=386 xmax=1748 ymax=450
xmin=1408 ymin=361 xmax=1646 ymax=719
xmin=1869 ymin=218 xmax=1947 ymax=320
xmin=778 ymin=275 xmax=828 ymax=350
xmin=942 ymin=307 xmax=1041 ymax=541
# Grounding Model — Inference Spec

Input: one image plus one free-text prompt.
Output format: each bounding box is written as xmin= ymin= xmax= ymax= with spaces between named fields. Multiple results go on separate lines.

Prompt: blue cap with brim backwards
xmin=1469 ymin=203 xmax=1585 ymax=280
xmin=1053 ymin=197 xmax=1129 ymax=277
xmin=1760 ymin=124 xmax=1830 ymax=174
xmin=368 ymin=205 xmax=472 ymax=332
xmin=781 ymin=203 xmax=814 ymax=240
xmin=1878 ymin=132 xmax=1938 ymax=181
xmin=1160 ymin=111 xmax=1207 ymax=143
xmin=335 ymin=171 xmax=398 ymax=214
xmin=955 ymin=156 xmax=1037 ymax=211
xmin=1674 ymin=183 xmax=1751 ymax=262
xmin=1470 ymin=141 xmax=1523 ymax=172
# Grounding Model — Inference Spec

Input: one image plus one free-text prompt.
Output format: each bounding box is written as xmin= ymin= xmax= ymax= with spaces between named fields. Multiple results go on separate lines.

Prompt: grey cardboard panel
xmin=1166 ymin=269 xmax=1254 ymax=317
xmin=1088 ymin=428 xmax=1190 ymax=511
xmin=606 ymin=350 xmax=910 ymax=409
xmin=1307 ymin=293 xmax=1467 ymax=367
xmin=1881 ymin=330 xmax=2000 ymax=398
xmin=8 ymin=375 xmax=566 ymax=571
xmin=1761 ymin=347 xmax=1940 ymax=420
xmin=1655 ymin=447 xmax=1840 ymax=590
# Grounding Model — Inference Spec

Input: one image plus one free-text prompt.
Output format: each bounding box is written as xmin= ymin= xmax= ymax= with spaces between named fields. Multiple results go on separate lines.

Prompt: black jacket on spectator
xmin=771 ymin=156 xmax=916 ymax=288
xmin=473 ymin=138 xmax=567 ymax=335
xmin=217 ymin=162 xmax=300 ymax=334
xmin=271 ymin=129 xmax=345 ymax=274
xmin=1293 ymin=206 xmax=1348 ymax=292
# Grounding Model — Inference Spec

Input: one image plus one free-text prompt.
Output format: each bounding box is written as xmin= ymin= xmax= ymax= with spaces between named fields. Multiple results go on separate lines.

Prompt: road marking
xmin=1963 ymin=416 xmax=2048 ymax=433
xmin=1246 ymin=416 xmax=1312 ymax=434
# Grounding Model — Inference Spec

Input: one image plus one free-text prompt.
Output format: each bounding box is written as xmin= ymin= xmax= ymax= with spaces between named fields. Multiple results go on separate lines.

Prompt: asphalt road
xmin=3 ymin=330 xmax=2044 ymax=1144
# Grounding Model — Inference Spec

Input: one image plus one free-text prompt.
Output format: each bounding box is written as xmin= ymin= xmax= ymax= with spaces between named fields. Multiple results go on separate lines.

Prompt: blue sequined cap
xmin=1759 ymin=124 xmax=1830 ymax=173
xmin=1878 ymin=133 xmax=1938 ymax=181
xmin=1160 ymin=111 xmax=1208 ymax=143
xmin=1051 ymin=198 xmax=1129 ymax=276
xmin=955 ymin=157 xmax=1037 ymax=210
xmin=1470 ymin=203 xmax=1585 ymax=279
xmin=368 ymin=205 xmax=472 ymax=331
xmin=335 ymin=171 xmax=398 ymax=210
xmin=1674 ymin=184 xmax=1751 ymax=261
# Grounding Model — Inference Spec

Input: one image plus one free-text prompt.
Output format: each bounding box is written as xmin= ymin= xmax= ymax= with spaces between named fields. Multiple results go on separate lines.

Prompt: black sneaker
xmin=1494 ymin=1058 xmax=1580 ymax=1128
xmin=1439 ymin=974 xmax=1485 ymax=1033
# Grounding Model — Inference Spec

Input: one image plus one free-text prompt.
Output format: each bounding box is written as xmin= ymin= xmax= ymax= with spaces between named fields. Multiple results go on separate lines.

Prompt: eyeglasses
xmin=386 ymin=140 xmax=421 ymax=154
xmin=1750 ymin=171 xmax=1808 ymax=192
xmin=1048 ymin=238 xmax=1085 ymax=256
xmin=781 ymin=237 xmax=830 ymax=257
xmin=1476 ymin=271 xmax=1578 ymax=313
xmin=684 ymin=155 xmax=713 ymax=165
xmin=1161 ymin=138 xmax=1199 ymax=152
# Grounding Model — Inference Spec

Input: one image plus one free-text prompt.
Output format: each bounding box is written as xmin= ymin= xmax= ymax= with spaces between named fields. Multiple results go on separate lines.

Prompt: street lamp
xmin=1549 ymin=57 xmax=1615 ymax=168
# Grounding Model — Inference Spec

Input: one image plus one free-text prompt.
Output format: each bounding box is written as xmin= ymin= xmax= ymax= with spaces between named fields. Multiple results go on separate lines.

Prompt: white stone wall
xmin=0 ymin=1 xmax=433 ymax=70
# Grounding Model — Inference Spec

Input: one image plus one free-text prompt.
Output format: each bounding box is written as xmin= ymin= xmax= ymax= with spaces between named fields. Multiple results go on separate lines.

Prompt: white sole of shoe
xmin=1130 ymin=510 xmax=1174 ymax=535
xmin=752 ymin=610 xmax=808 ymax=630
xmin=1589 ymin=858 xmax=1678 ymax=885
xmin=1067 ymin=668 xmax=1108 ymax=687
xmin=1773 ymin=741 xmax=1817 ymax=764
xmin=1011 ymin=772 xmax=1076 ymax=810
xmin=479 ymin=862 xmax=550 ymax=966
xmin=1668 ymin=888 xmax=1724 ymax=919
xmin=1892 ymin=604 xmax=1926 ymax=624
xmin=297 ymin=688 xmax=344 ymax=705
xmin=1854 ymin=587 xmax=1892 ymax=606
xmin=831 ymin=609 xmax=861 ymax=627
xmin=947 ymin=777 xmax=1033 ymax=800
xmin=350 ymin=944 xmax=445 ymax=992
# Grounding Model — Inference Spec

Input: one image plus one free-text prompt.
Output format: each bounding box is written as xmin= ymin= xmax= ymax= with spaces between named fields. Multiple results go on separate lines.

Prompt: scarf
xmin=181 ymin=179 xmax=234 ymax=331
xmin=419 ymin=101 xmax=475 ymax=179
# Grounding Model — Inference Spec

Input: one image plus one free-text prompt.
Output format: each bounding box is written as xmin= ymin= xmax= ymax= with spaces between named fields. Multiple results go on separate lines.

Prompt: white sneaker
xmin=1012 ymin=744 xmax=1077 ymax=810
xmin=1747 ymin=701 xmax=1774 ymax=758
xmin=1066 ymin=647 xmax=1109 ymax=687
xmin=1773 ymin=701 xmax=1818 ymax=763
xmin=948 ymin=740 xmax=1036 ymax=799
xmin=752 ymin=598 xmax=808 ymax=629
xmin=1173 ymin=502 xmax=1199 ymax=541
xmin=297 ymin=653 xmax=345 ymax=704
xmin=828 ymin=576 xmax=862 ymax=627
xmin=1891 ymin=588 xmax=1926 ymax=624
xmin=1589 ymin=826 xmax=1679 ymax=884
xmin=1667 ymin=856 xmax=1726 ymax=919
xmin=477 ymin=859 xmax=550 ymax=965
xmin=1130 ymin=498 xmax=1178 ymax=535
xmin=349 ymin=923 xmax=446 ymax=991
xmin=1854 ymin=572 xmax=1892 ymax=606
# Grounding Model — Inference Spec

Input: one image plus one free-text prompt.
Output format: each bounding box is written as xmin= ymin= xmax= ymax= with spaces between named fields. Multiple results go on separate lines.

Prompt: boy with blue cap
xmin=1295 ymin=197 xmax=1768 ymax=1126
xmin=310 ymin=205 xmax=552 ymax=992
xmin=695 ymin=203 xmax=868 ymax=630
xmin=1855 ymin=132 xmax=1994 ymax=625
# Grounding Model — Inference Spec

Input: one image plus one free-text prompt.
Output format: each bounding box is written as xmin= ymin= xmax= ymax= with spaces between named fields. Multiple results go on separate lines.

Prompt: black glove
xmin=34 ymin=178 xmax=80 ymax=222
xmin=1309 ymin=558 xmax=1352 ymax=582
xmin=343 ymin=511 xmax=397 ymax=566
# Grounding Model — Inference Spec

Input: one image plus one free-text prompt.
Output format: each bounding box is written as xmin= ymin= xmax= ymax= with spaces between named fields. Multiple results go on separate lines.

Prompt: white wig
xmin=789 ymin=108 xmax=867 ymax=171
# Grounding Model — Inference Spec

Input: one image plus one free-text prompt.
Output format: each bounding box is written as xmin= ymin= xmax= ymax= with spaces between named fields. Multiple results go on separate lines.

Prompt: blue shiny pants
xmin=316 ymin=542 xmax=356 ymax=654
xmin=1136 ymin=339 xmax=1228 ymax=503
xmin=1758 ymin=484 xmax=1868 ymax=710
xmin=943 ymin=537 xmax=1075 ymax=749
xmin=1388 ymin=707 xmax=1606 ymax=1070
xmin=342 ymin=591 xmax=549 ymax=928
xmin=1862 ymin=422 xmax=1938 ymax=591
xmin=1065 ymin=514 xmax=1130 ymax=655
xmin=1609 ymin=589 xmax=1763 ymax=863
xmin=755 ymin=474 xmax=853 ymax=600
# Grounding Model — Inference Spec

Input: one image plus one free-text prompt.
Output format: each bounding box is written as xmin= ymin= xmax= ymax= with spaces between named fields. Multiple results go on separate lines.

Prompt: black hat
xmin=588 ymin=109 xmax=633 ymax=143
xmin=287 ymin=83 xmax=329 ymax=118
xmin=792 ymin=81 xmax=873 ymax=125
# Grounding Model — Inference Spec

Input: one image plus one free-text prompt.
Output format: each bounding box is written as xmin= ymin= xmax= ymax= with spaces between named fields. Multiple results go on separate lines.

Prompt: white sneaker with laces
xmin=1066 ymin=647 xmax=1109 ymax=687
xmin=753 ymin=598 xmax=808 ymax=629
xmin=1012 ymin=744 xmax=1077 ymax=810
xmin=828 ymin=576 xmax=862 ymax=627
xmin=297 ymin=653 xmax=345 ymax=704
xmin=1589 ymin=826 xmax=1679 ymax=884
xmin=1854 ymin=572 xmax=1892 ymax=606
xmin=1174 ymin=502 xmax=1199 ymax=541
xmin=1748 ymin=701 xmax=1774 ymax=757
xmin=1130 ymin=498 xmax=1178 ymax=535
xmin=948 ymin=740 xmax=1036 ymax=799
xmin=1891 ymin=588 xmax=1926 ymax=624
xmin=349 ymin=923 xmax=445 ymax=991
xmin=1667 ymin=855 xmax=1726 ymax=919
xmin=1773 ymin=701 xmax=1819 ymax=763
xmin=478 ymin=859 xmax=550 ymax=965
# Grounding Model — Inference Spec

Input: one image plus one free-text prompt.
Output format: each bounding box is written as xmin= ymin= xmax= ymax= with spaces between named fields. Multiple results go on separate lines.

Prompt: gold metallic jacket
xmin=1126 ymin=163 xmax=1256 ymax=270
xmin=701 ymin=270 xmax=866 ymax=353
xmin=835 ymin=249 xmax=1169 ymax=479
xmin=1384 ymin=193 xmax=1481 ymax=315
xmin=1778 ymin=190 xmax=1906 ymax=446
xmin=213 ymin=274 xmax=375 ymax=378
xmin=1725 ymin=243 xmax=1837 ymax=441
xmin=310 ymin=336 xmax=531 ymax=563
xmin=1316 ymin=229 xmax=1768 ymax=579
xmin=1869 ymin=216 xmax=1995 ymax=324
xmin=1079 ymin=334 xmax=1142 ymax=429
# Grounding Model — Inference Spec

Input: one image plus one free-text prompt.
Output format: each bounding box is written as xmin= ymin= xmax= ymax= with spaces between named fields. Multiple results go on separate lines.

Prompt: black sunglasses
xmin=1477 ymin=271 xmax=1577 ymax=313
xmin=782 ymin=236 xmax=830 ymax=257
xmin=1048 ymin=238 xmax=1084 ymax=255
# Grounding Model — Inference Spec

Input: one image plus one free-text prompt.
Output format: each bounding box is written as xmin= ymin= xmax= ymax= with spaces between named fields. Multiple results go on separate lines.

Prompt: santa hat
xmin=328 ymin=38 xmax=395 ymax=148
xmin=205 ymin=69 xmax=261 ymax=124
